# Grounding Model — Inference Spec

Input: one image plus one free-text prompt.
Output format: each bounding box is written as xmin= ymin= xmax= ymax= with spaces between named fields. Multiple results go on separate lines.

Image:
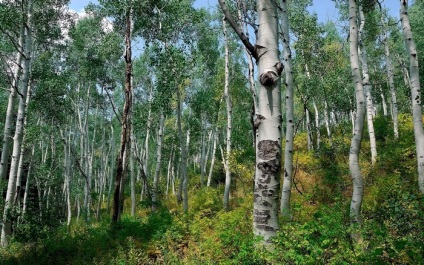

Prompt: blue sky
xmin=69 ymin=0 xmax=402 ymax=22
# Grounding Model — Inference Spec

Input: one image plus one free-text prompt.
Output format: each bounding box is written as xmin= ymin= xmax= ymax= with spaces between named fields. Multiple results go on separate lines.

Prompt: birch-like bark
xmin=22 ymin=144 xmax=35 ymax=217
xmin=107 ymin=124 xmax=114 ymax=212
xmin=0 ymin=27 xmax=24 ymax=182
xmin=237 ymin=6 xmax=258 ymax=125
xmin=152 ymin=112 xmax=165 ymax=211
xmin=280 ymin=0 xmax=294 ymax=220
xmin=306 ymin=106 xmax=313 ymax=151
xmin=1 ymin=0 xmax=33 ymax=247
xmin=324 ymin=100 xmax=333 ymax=147
xmin=130 ymin=126 xmax=136 ymax=216
xmin=220 ymin=0 xmax=283 ymax=242
xmin=143 ymin=87 xmax=153 ymax=180
xmin=166 ymin=150 xmax=173 ymax=197
xmin=400 ymin=0 xmax=424 ymax=194
xmin=358 ymin=6 xmax=377 ymax=164
xmin=65 ymin=132 xmax=72 ymax=226
xmin=14 ymin=89 xmax=33 ymax=207
xmin=382 ymin=13 xmax=399 ymax=138
xmin=348 ymin=0 xmax=366 ymax=243
xmin=112 ymin=7 xmax=132 ymax=223
xmin=379 ymin=85 xmax=388 ymax=116
xmin=313 ymin=101 xmax=320 ymax=149
xmin=223 ymin=17 xmax=232 ymax=211
xmin=207 ymin=129 xmax=217 ymax=187
xmin=176 ymin=88 xmax=188 ymax=213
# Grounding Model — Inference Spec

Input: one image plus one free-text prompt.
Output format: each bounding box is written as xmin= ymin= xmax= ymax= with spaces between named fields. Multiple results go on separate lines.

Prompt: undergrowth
xmin=1 ymin=115 xmax=424 ymax=264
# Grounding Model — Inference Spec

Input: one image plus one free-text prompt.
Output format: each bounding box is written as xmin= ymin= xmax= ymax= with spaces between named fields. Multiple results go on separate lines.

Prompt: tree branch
xmin=218 ymin=0 xmax=256 ymax=59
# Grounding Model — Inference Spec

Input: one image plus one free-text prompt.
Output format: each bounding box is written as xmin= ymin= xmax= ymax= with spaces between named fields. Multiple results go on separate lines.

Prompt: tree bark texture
xmin=348 ymin=0 xmax=366 ymax=244
xmin=0 ymin=27 xmax=24 ymax=184
xmin=382 ymin=14 xmax=399 ymax=138
xmin=400 ymin=0 xmax=424 ymax=194
xmin=280 ymin=0 xmax=294 ymax=220
xmin=1 ymin=0 xmax=33 ymax=247
xmin=112 ymin=8 xmax=132 ymax=223
xmin=223 ymin=17 xmax=232 ymax=211
xmin=358 ymin=6 xmax=377 ymax=164
xmin=152 ymin=111 xmax=165 ymax=211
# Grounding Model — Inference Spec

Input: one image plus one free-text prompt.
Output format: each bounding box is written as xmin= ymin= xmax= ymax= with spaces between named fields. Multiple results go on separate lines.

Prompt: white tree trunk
xmin=348 ymin=0 xmax=366 ymax=244
xmin=152 ymin=112 xmax=165 ymax=211
xmin=313 ymin=101 xmax=320 ymax=149
xmin=1 ymin=0 xmax=33 ymax=247
xmin=143 ymin=88 xmax=153 ymax=180
xmin=379 ymin=85 xmax=388 ymax=116
xmin=358 ymin=6 xmax=377 ymax=164
xmin=207 ymin=129 xmax=217 ymax=187
xmin=280 ymin=0 xmax=294 ymax=221
xmin=324 ymin=100 xmax=333 ymax=147
xmin=400 ymin=0 xmax=424 ymax=194
xmin=223 ymin=17 xmax=232 ymax=211
xmin=220 ymin=0 xmax=283 ymax=243
xmin=0 ymin=28 xmax=24 ymax=183
xmin=176 ymin=89 xmax=188 ymax=213
xmin=306 ymin=106 xmax=313 ymax=151
xmin=130 ymin=127 xmax=136 ymax=216
xmin=382 ymin=14 xmax=399 ymax=138
xmin=22 ymin=144 xmax=35 ymax=217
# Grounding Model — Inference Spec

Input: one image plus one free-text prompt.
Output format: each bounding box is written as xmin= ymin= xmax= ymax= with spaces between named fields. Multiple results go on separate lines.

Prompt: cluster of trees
xmin=0 ymin=0 xmax=423 ymax=249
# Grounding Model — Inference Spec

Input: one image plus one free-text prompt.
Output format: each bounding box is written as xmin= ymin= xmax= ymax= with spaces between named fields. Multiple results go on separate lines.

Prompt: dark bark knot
xmin=254 ymin=209 xmax=271 ymax=225
xmin=258 ymin=140 xmax=280 ymax=160
xmin=258 ymin=159 xmax=280 ymax=174
xmin=259 ymin=62 xmax=283 ymax=87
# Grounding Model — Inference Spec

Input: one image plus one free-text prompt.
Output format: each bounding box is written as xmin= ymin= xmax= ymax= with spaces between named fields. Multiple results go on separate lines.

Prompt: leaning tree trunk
xmin=348 ymin=0 xmax=366 ymax=244
xmin=358 ymin=5 xmax=377 ymax=164
xmin=112 ymin=7 xmax=132 ymax=223
xmin=1 ymin=0 xmax=33 ymax=247
xmin=400 ymin=0 xmax=424 ymax=194
xmin=382 ymin=13 xmax=399 ymax=138
xmin=280 ymin=0 xmax=295 ymax=220
xmin=222 ymin=17 xmax=232 ymax=211
xmin=0 ymin=28 xmax=24 ymax=183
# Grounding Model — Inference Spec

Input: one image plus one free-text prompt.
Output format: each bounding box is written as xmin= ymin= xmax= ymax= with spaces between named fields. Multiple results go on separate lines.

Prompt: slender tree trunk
xmin=207 ymin=129 xmax=217 ymax=187
xmin=107 ymin=125 xmax=114 ymax=212
xmin=152 ymin=112 xmax=165 ymax=211
xmin=400 ymin=0 xmax=424 ymax=194
xmin=379 ymin=85 xmax=388 ymax=116
xmin=14 ymin=93 xmax=33 ymax=207
xmin=358 ymin=6 xmax=377 ymax=164
xmin=348 ymin=0 xmax=366 ymax=244
xmin=324 ymin=100 xmax=333 ymax=147
xmin=166 ymin=150 xmax=173 ymax=197
xmin=130 ymin=127 xmax=136 ymax=216
xmin=1 ymin=1 xmax=33 ymax=246
xmin=22 ymin=144 xmax=35 ymax=217
xmin=306 ymin=106 xmax=313 ymax=151
xmin=313 ymin=101 xmax=321 ymax=149
xmin=223 ymin=17 xmax=232 ymax=211
xmin=143 ymin=88 xmax=153 ymax=180
xmin=112 ymin=7 xmax=132 ymax=223
xmin=382 ymin=14 xmax=399 ymax=138
xmin=280 ymin=0 xmax=294 ymax=220
xmin=176 ymin=88 xmax=188 ymax=213
xmin=0 ymin=28 xmax=24 ymax=184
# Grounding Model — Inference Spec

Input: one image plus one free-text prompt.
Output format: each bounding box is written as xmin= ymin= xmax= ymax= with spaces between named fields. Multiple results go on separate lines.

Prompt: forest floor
xmin=1 ymin=115 xmax=424 ymax=264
